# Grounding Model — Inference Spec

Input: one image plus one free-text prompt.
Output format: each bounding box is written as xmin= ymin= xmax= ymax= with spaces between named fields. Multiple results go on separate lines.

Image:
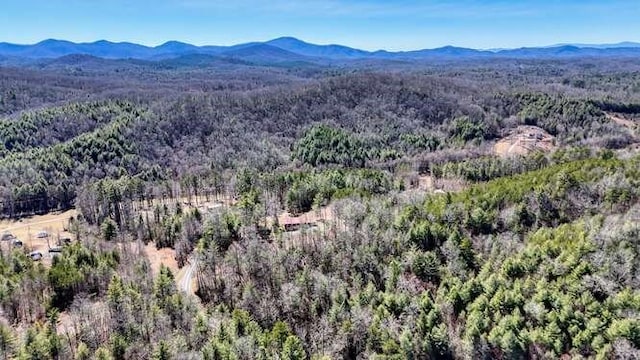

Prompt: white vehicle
xmin=36 ymin=231 xmax=49 ymax=239
xmin=29 ymin=251 xmax=43 ymax=261
xmin=12 ymin=239 xmax=23 ymax=247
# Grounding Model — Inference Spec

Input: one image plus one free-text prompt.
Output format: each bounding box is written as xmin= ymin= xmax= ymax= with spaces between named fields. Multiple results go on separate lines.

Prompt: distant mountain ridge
xmin=0 ymin=37 xmax=639 ymax=63
xmin=265 ymin=37 xmax=370 ymax=59
xmin=548 ymin=41 xmax=640 ymax=49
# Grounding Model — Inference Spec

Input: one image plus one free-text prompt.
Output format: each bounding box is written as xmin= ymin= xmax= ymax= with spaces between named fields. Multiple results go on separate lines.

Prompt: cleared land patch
xmin=494 ymin=125 xmax=556 ymax=157
xmin=606 ymin=112 xmax=638 ymax=130
xmin=0 ymin=209 xmax=77 ymax=264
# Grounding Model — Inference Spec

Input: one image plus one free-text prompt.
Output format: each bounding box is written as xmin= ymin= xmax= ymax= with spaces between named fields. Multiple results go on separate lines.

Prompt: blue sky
xmin=1 ymin=0 xmax=639 ymax=50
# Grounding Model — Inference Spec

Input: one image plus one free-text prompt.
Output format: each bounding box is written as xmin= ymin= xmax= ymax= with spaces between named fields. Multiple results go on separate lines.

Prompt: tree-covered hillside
xmin=0 ymin=58 xmax=639 ymax=359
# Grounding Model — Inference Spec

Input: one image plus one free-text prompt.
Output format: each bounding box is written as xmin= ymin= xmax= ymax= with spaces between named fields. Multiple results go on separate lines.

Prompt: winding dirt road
xmin=178 ymin=257 xmax=198 ymax=294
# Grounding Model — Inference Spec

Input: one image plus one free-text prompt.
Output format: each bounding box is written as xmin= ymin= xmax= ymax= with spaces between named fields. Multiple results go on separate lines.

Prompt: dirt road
xmin=177 ymin=256 xmax=198 ymax=294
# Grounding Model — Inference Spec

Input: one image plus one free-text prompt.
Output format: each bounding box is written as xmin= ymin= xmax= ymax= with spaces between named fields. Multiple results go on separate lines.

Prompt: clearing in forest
xmin=606 ymin=112 xmax=638 ymax=130
xmin=277 ymin=205 xmax=335 ymax=229
xmin=494 ymin=125 xmax=556 ymax=157
xmin=0 ymin=209 xmax=77 ymax=264
xmin=606 ymin=113 xmax=640 ymax=156
xmin=416 ymin=175 xmax=467 ymax=193
xmin=144 ymin=242 xmax=179 ymax=276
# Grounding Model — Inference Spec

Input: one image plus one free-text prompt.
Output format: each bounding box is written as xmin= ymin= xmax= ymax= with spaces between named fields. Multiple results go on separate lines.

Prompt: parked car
xmin=12 ymin=239 xmax=23 ymax=247
xmin=29 ymin=251 xmax=43 ymax=261
xmin=49 ymin=246 xmax=63 ymax=253
xmin=36 ymin=231 xmax=49 ymax=238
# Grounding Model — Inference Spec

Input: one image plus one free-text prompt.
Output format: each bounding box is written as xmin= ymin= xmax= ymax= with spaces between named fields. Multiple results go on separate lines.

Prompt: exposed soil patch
xmin=418 ymin=175 xmax=433 ymax=191
xmin=494 ymin=125 xmax=556 ymax=157
xmin=606 ymin=112 xmax=638 ymax=130
xmin=144 ymin=242 xmax=178 ymax=276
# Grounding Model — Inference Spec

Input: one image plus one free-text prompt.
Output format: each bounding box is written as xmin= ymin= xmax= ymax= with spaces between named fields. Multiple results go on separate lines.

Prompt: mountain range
xmin=1 ymin=37 xmax=639 ymax=64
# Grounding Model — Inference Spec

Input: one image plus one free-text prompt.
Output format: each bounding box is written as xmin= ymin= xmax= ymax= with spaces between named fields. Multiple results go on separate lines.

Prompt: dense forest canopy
xmin=0 ymin=56 xmax=639 ymax=359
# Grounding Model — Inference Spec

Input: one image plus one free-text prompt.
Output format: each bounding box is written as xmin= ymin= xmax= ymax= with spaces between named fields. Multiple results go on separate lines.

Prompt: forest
xmin=0 ymin=55 xmax=639 ymax=359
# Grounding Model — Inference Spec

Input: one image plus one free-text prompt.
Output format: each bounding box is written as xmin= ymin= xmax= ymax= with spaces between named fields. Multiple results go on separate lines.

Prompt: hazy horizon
xmin=2 ymin=0 xmax=639 ymax=51
xmin=2 ymin=36 xmax=640 ymax=53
